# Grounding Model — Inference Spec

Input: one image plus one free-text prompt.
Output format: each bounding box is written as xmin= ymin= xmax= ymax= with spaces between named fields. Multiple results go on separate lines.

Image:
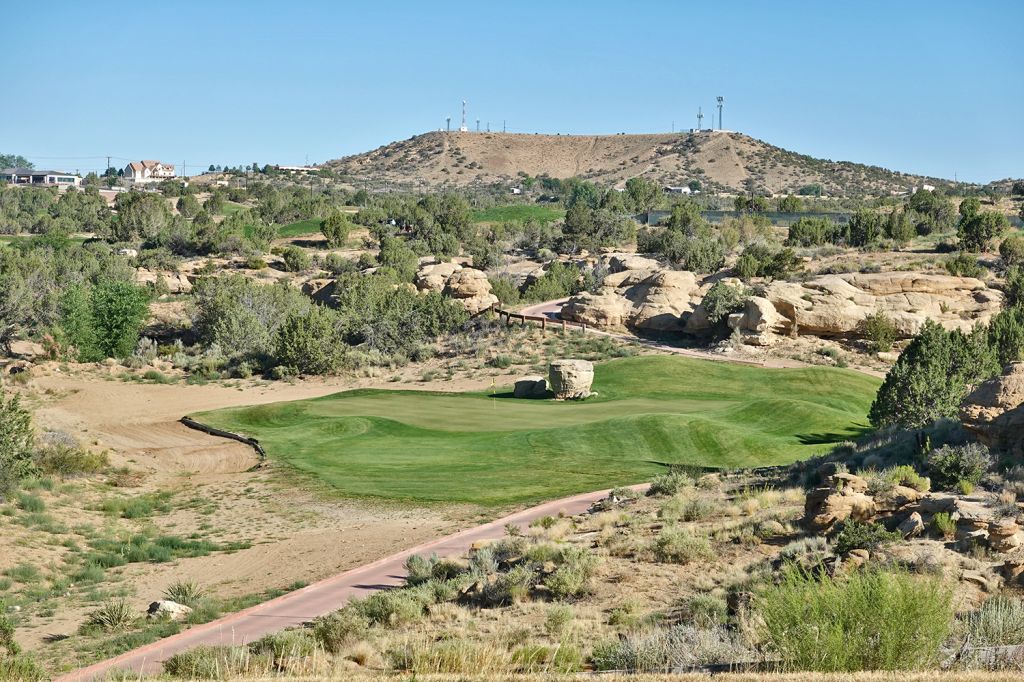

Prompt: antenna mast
xmin=459 ymin=100 xmax=468 ymax=132
xmin=697 ymin=107 xmax=703 ymax=131
xmin=717 ymin=96 xmax=724 ymax=130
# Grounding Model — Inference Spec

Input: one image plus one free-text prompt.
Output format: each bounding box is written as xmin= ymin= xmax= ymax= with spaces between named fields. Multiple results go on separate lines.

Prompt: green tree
xmin=859 ymin=310 xmax=899 ymax=353
xmin=886 ymin=208 xmax=916 ymax=245
xmin=1000 ymin=235 xmax=1024 ymax=266
xmin=0 ymin=154 xmax=32 ymax=169
xmin=176 ymin=194 xmax=200 ymax=220
xmin=958 ymin=210 xmax=1010 ymax=252
xmin=110 ymin=192 xmax=172 ymax=242
xmin=625 ymin=176 xmax=660 ymax=213
xmin=377 ymin=236 xmax=419 ymax=281
xmin=58 ymin=285 xmax=99 ymax=360
xmin=847 ymin=209 xmax=884 ymax=247
xmin=90 ymin=280 xmax=150 ymax=359
xmin=321 ymin=212 xmax=353 ymax=248
xmin=988 ymin=305 xmax=1024 ymax=368
xmin=0 ymin=389 xmax=35 ymax=497
xmin=274 ymin=305 xmax=345 ymax=374
xmin=869 ymin=320 xmax=998 ymax=429
xmin=958 ymin=196 xmax=981 ymax=219
xmin=777 ymin=195 xmax=803 ymax=213
xmin=281 ymin=245 xmax=312 ymax=272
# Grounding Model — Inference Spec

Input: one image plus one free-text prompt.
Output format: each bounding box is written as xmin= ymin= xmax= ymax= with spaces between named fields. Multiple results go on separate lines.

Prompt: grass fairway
xmin=196 ymin=356 xmax=879 ymax=506
xmin=472 ymin=204 xmax=565 ymax=224
xmin=276 ymin=218 xmax=324 ymax=237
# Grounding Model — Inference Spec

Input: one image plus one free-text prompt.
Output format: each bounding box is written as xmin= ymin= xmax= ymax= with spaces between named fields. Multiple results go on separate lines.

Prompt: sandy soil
xmin=7 ymin=365 xmax=501 ymax=659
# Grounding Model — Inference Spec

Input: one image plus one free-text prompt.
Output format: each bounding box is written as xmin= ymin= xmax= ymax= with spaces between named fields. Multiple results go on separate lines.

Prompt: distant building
xmin=663 ymin=185 xmax=692 ymax=195
xmin=0 ymin=168 xmax=81 ymax=187
xmin=124 ymin=160 xmax=176 ymax=183
xmin=510 ymin=187 xmax=522 ymax=195
xmin=275 ymin=165 xmax=319 ymax=174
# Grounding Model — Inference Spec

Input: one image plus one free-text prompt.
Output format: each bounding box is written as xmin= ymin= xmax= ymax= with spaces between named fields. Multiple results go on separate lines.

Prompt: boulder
xmin=548 ymin=359 xmax=594 ymax=400
xmin=846 ymin=548 xmax=870 ymax=569
xmin=561 ymin=267 xmax=699 ymax=332
xmin=727 ymin=296 xmax=787 ymax=345
xmin=147 ymin=600 xmax=192 ymax=621
xmin=513 ymin=376 xmax=548 ymax=399
xmin=416 ymin=262 xmax=463 ymax=293
xmin=875 ymin=485 xmax=924 ymax=513
xmin=804 ymin=475 xmax=876 ymax=532
xmin=8 ymin=340 xmax=45 ymax=361
xmin=988 ymin=519 xmax=1021 ymax=553
xmin=441 ymin=268 xmax=499 ymax=315
xmin=1003 ymin=557 xmax=1024 ymax=583
xmin=960 ymin=363 xmax=1024 ymax=459
xmin=897 ymin=511 xmax=925 ymax=538
xmin=604 ymin=253 xmax=661 ymax=273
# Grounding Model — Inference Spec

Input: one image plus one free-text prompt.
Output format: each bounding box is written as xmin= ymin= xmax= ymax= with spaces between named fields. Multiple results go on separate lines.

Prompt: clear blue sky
xmin=4 ymin=0 xmax=1021 ymax=182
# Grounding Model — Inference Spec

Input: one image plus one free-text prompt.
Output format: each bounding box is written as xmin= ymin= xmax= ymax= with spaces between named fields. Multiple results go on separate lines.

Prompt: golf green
xmin=195 ymin=356 xmax=880 ymax=506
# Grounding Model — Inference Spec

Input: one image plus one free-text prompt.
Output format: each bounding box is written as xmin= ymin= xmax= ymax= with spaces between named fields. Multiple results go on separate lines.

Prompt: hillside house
xmin=0 ymin=168 xmax=81 ymax=187
xmin=124 ymin=160 xmax=176 ymax=183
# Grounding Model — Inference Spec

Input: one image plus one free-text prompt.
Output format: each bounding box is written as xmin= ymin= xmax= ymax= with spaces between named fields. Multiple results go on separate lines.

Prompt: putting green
xmin=196 ymin=356 xmax=880 ymax=506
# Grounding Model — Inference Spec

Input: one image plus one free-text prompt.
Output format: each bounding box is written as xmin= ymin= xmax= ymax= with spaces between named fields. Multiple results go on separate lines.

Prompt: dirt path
xmin=56 ymin=484 xmax=642 ymax=681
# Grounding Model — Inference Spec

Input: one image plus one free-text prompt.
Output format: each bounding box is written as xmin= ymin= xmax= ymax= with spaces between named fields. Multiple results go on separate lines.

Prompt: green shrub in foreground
xmin=758 ymin=566 xmax=952 ymax=671
xmin=927 ymin=442 xmax=992 ymax=491
xmin=832 ymin=519 xmax=901 ymax=556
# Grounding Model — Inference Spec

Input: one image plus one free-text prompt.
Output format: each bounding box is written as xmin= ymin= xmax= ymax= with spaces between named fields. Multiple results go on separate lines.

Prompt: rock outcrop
xmin=513 ymin=376 xmax=548 ymax=399
xmin=415 ymin=261 xmax=499 ymax=315
xmin=726 ymin=296 xmax=787 ymax=346
xmin=562 ymin=268 xmax=699 ymax=332
xmin=960 ymin=363 xmax=1024 ymax=459
xmin=764 ymin=272 xmax=1002 ymax=338
xmin=803 ymin=472 xmax=876 ymax=532
xmin=548 ymin=359 xmax=594 ymax=400
xmin=134 ymin=268 xmax=193 ymax=294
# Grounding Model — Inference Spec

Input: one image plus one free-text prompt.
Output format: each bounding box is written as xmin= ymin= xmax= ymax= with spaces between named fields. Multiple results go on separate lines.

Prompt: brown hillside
xmin=327 ymin=130 xmax=955 ymax=197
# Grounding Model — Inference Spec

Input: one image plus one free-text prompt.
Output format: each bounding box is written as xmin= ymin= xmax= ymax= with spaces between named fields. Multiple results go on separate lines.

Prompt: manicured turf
xmin=221 ymin=201 xmax=247 ymax=216
xmin=276 ymin=218 xmax=324 ymax=237
xmin=472 ymin=204 xmax=565 ymax=224
xmin=196 ymin=356 xmax=880 ymax=506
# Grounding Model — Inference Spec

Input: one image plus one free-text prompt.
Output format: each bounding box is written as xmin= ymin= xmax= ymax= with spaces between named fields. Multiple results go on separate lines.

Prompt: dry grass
xmin=198 ymin=672 xmax=1024 ymax=681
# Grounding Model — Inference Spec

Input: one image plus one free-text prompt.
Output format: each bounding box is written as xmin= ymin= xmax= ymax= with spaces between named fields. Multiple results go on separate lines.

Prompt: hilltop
xmin=326 ymin=130 xmax=958 ymax=197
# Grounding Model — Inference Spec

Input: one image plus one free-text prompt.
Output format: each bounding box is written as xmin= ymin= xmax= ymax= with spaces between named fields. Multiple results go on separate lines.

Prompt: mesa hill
xmin=326 ymin=130 xmax=954 ymax=197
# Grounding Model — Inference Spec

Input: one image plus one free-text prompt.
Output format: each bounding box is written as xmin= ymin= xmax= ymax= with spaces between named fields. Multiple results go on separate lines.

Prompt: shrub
xmin=682 ymin=594 xmax=729 ymax=628
xmin=544 ymin=604 xmax=574 ymax=635
xmin=280 ymin=246 xmax=312 ymax=272
xmin=544 ymin=546 xmax=598 ymax=600
xmin=84 ymin=599 xmax=135 ymax=632
xmin=927 ymin=443 xmax=992 ymax=491
xmin=859 ymin=310 xmax=899 ymax=353
xmin=33 ymin=441 xmax=107 ymax=477
xmin=647 ymin=470 xmax=692 ymax=497
xmin=351 ymin=589 xmax=426 ymax=626
xmin=249 ymin=629 xmax=318 ymax=663
xmin=758 ymin=566 xmax=953 ymax=671
xmin=966 ymin=596 xmax=1024 ymax=646
xmin=700 ymin=282 xmax=750 ymax=326
xmin=1000 ymin=235 xmax=1024 ymax=266
xmin=592 ymin=624 xmax=748 ymax=671
xmin=932 ymin=512 xmax=956 ymax=538
xmin=945 ymin=252 xmax=984 ymax=278
xmin=0 ymin=389 xmax=34 ymax=499
xmin=273 ymin=305 xmax=345 ymax=375
xmin=164 ymin=580 xmax=205 ymax=607
xmin=163 ymin=645 xmax=254 ymax=679
xmin=480 ymin=564 xmax=535 ymax=606
xmin=651 ymin=527 xmax=713 ymax=564
xmin=832 ymin=520 xmax=901 ymax=556
xmin=3 ymin=563 xmax=40 ymax=583
xmin=312 ymin=608 xmax=370 ymax=653
xmin=15 ymin=492 xmax=44 ymax=513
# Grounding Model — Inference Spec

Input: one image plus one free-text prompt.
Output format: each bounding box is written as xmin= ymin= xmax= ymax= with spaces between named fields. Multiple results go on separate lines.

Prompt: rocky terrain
xmin=325 ymin=131 xmax=958 ymax=197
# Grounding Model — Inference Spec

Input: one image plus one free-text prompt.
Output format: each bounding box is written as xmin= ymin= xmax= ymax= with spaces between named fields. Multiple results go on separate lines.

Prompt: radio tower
xmin=697 ymin=107 xmax=704 ymax=131
xmin=716 ymin=96 xmax=724 ymax=130
xmin=459 ymin=100 xmax=468 ymax=132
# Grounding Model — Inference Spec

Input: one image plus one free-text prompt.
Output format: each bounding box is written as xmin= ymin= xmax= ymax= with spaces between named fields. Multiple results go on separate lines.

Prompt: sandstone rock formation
xmin=7 ymin=340 xmax=45 ymax=361
xmin=960 ymin=363 xmax=1024 ymax=459
xmin=803 ymin=473 xmax=876 ymax=532
xmin=415 ymin=261 xmax=499 ymax=315
xmin=548 ymin=359 xmax=594 ymax=400
xmin=513 ymin=376 xmax=548 ymax=399
xmin=134 ymin=268 xmax=193 ymax=294
xmin=726 ymin=296 xmax=787 ymax=346
xmin=764 ymin=272 xmax=1002 ymax=338
xmin=562 ymin=268 xmax=699 ymax=332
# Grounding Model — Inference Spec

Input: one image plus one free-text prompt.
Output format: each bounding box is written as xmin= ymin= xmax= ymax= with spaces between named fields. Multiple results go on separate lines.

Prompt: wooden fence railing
xmin=180 ymin=416 xmax=266 ymax=462
xmin=493 ymin=307 xmax=587 ymax=333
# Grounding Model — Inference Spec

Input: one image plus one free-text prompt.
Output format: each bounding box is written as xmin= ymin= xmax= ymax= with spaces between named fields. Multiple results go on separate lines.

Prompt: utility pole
xmin=106 ymin=155 xmax=111 ymax=173
xmin=717 ymin=96 xmax=724 ymax=130
xmin=476 ymin=119 xmax=480 ymax=132
xmin=446 ymin=116 xmax=451 ymax=132
xmin=503 ymin=120 xmax=506 ymax=133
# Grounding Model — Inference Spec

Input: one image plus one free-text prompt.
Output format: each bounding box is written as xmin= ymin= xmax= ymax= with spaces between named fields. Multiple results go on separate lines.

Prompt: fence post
xmin=541 ymin=317 xmax=546 ymax=333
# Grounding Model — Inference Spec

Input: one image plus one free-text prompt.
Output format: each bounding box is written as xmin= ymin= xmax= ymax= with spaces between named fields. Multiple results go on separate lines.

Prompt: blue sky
xmin=4 ymin=0 xmax=1021 ymax=182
